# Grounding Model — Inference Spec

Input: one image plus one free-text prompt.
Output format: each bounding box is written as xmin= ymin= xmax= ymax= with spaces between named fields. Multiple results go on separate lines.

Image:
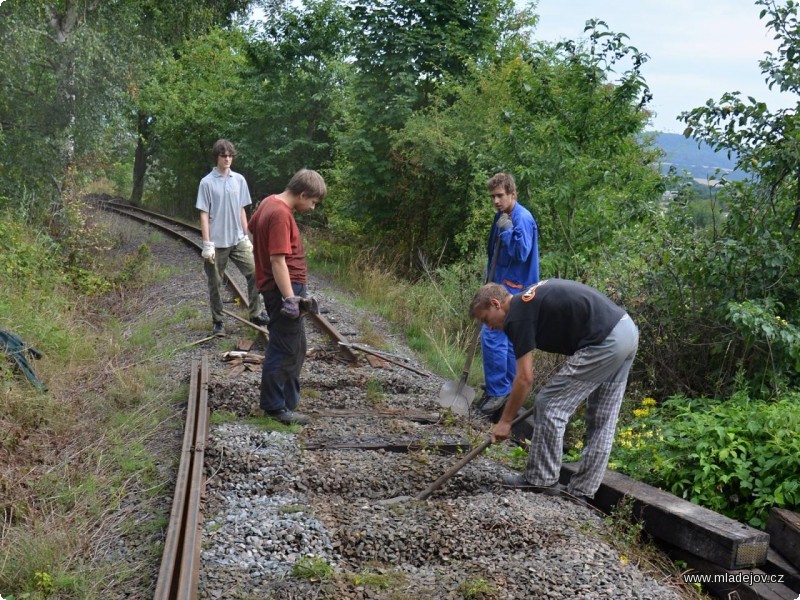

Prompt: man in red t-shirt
xmin=249 ymin=169 xmax=327 ymax=425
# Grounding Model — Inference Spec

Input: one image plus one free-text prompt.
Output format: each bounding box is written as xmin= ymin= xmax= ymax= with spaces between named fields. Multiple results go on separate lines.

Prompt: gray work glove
xmin=280 ymin=296 xmax=320 ymax=319
xmin=240 ymin=237 xmax=253 ymax=252
xmin=202 ymin=241 xmax=216 ymax=264
xmin=497 ymin=213 xmax=513 ymax=232
xmin=280 ymin=296 xmax=302 ymax=319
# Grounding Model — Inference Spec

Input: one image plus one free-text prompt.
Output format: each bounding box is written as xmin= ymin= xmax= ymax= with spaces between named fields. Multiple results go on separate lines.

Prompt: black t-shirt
xmin=504 ymin=279 xmax=626 ymax=358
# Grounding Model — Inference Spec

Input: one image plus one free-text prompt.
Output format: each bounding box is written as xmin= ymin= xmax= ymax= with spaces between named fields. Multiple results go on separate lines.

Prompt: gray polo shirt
xmin=195 ymin=168 xmax=251 ymax=248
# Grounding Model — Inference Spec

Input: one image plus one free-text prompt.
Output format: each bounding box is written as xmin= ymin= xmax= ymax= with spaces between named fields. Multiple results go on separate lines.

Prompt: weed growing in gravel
xmin=246 ymin=415 xmax=302 ymax=433
xmin=602 ymin=497 xmax=644 ymax=549
xmin=348 ymin=567 xmax=407 ymax=590
xmin=589 ymin=498 xmax=704 ymax=599
xmin=485 ymin=441 xmax=528 ymax=472
xmin=209 ymin=410 xmax=239 ymax=425
xmin=278 ymin=504 xmax=307 ymax=514
xmin=301 ymin=387 xmax=319 ymax=399
xmin=459 ymin=577 xmax=498 ymax=599
xmin=409 ymin=449 xmax=431 ymax=465
xmin=365 ymin=378 xmax=385 ymax=405
xmin=291 ymin=556 xmax=334 ymax=581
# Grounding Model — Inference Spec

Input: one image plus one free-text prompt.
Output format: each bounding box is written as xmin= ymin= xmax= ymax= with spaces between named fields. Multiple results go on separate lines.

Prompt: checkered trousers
xmin=524 ymin=315 xmax=639 ymax=497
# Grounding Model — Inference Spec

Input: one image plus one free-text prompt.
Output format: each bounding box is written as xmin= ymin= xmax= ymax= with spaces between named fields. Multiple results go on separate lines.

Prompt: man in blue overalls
xmin=478 ymin=172 xmax=539 ymax=421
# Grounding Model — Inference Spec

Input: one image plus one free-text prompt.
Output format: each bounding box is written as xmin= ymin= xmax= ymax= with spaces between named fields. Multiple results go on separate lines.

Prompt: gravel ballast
xmin=96 ymin=208 xmax=687 ymax=599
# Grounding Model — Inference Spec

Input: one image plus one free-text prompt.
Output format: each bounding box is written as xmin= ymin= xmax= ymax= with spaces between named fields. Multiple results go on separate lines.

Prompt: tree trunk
xmin=130 ymin=112 xmax=151 ymax=206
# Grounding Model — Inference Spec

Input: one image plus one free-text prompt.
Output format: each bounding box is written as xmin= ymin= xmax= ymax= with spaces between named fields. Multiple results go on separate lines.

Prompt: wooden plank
xmin=767 ymin=508 xmax=800 ymax=571
xmin=312 ymin=408 xmax=441 ymax=423
xmin=666 ymin=545 xmax=798 ymax=600
xmin=302 ymin=436 xmax=472 ymax=454
xmin=366 ymin=354 xmax=388 ymax=369
xmin=236 ymin=338 xmax=254 ymax=352
xmin=559 ymin=462 xmax=770 ymax=570
xmin=764 ymin=548 xmax=800 ymax=593
xmin=225 ymin=364 xmax=246 ymax=378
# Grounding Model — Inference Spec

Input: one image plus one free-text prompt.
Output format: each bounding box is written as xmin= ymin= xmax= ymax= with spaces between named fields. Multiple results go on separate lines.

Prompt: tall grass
xmin=0 ymin=203 xmax=190 ymax=599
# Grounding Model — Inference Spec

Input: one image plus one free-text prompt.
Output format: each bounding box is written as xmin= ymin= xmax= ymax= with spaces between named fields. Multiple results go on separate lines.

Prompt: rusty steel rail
xmin=154 ymin=355 xmax=210 ymax=600
xmin=100 ymin=201 xmax=249 ymax=306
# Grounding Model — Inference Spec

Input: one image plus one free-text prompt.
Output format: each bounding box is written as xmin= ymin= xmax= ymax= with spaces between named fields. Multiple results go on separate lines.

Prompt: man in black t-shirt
xmin=469 ymin=279 xmax=639 ymax=501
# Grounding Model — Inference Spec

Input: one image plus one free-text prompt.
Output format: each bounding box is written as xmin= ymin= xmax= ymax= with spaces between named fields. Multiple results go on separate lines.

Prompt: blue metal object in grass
xmin=0 ymin=329 xmax=46 ymax=391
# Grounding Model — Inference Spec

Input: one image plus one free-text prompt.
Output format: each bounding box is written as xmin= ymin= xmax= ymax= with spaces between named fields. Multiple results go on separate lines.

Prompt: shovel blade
xmin=438 ymin=379 xmax=475 ymax=416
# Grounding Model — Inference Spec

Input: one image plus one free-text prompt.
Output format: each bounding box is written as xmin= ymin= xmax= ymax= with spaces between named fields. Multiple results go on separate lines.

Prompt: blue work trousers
xmin=480 ymin=325 xmax=516 ymax=398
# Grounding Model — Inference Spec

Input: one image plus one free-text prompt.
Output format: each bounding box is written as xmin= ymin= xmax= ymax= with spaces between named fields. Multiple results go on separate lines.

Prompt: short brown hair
xmin=212 ymin=139 xmax=236 ymax=160
xmin=286 ymin=169 xmax=327 ymax=202
xmin=469 ymin=283 xmax=511 ymax=318
xmin=487 ymin=172 xmax=516 ymax=195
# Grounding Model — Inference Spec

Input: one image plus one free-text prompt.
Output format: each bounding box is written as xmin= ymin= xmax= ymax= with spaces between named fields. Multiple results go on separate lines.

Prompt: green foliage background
xmin=1 ymin=0 xmax=798 ymax=548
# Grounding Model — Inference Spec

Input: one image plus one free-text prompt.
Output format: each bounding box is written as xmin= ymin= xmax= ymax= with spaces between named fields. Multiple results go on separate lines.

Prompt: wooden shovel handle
xmin=459 ymin=235 xmax=503 ymax=379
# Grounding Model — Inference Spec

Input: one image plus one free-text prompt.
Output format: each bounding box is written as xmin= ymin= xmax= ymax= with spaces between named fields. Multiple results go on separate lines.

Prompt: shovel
xmin=437 ymin=234 xmax=502 ymax=416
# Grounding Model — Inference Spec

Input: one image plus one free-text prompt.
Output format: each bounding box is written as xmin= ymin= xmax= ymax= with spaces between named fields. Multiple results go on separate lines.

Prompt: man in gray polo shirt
xmin=196 ymin=139 xmax=267 ymax=336
xmin=469 ymin=279 xmax=639 ymax=502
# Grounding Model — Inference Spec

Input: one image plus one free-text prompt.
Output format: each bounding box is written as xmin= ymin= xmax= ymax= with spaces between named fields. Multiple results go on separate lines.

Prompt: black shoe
xmin=474 ymin=393 xmax=508 ymax=423
xmin=480 ymin=394 xmax=508 ymax=413
xmin=250 ymin=311 xmax=269 ymax=327
xmin=501 ymin=473 xmax=564 ymax=496
xmin=265 ymin=409 xmax=310 ymax=425
xmin=212 ymin=321 xmax=225 ymax=336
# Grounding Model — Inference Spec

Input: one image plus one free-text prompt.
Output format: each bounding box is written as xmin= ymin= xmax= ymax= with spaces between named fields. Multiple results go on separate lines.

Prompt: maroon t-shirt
xmin=248 ymin=195 xmax=307 ymax=291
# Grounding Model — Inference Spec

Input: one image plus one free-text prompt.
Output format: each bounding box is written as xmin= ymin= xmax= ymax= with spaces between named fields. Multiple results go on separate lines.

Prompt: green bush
xmin=611 ymin=389 xmax=800 ymax=528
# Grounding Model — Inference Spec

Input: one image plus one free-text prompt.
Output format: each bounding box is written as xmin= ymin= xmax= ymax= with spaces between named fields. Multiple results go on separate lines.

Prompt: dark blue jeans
xmin=259 ymin=283 xmax=307 ymax=414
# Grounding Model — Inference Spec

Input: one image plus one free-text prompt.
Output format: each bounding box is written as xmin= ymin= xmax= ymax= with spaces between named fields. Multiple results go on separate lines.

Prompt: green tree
xmin=127 ymin=0 xmax=257 ymax=205
xmin=237 ymin=0 xmax=351 ymax=197
xmin=334 ymin=0 xmax=522 ymax=250
xmin=384 ymin=19 xmax=662 ymax=275
xmin=663 ymin=0 xmax=800 ymax=396
xmin=0 ymin=1 xmax=134 ymax=223
xmin=137 ymin=27 xmax=252 ymax=214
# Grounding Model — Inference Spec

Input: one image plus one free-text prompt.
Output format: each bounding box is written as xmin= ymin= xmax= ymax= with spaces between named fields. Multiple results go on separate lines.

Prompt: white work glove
xmin=202 ymin=241 xmax=215 ymax=264
xmin=497 ymin=213 xmax=513 ymax=232
xmin=240 ymin=237 xmax=253 ymax=252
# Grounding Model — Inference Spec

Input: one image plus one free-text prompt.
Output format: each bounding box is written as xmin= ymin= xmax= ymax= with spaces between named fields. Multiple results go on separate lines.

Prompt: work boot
xmin=265 ymin=409 xmax=310 ymax=425
xmin=250 ymin=311 xmax=269 ymax=327
xmin=476 ymin=393 xmax=508 ymax=423
xmin=212 ymin=321 xmax=225 ymax=336
xmin=501 ymin=473 xmax=564 ymax=496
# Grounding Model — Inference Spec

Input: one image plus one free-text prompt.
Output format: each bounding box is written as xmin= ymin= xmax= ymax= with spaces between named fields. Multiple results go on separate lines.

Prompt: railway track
xmin=99 ymin=200 xmax=799 ymax=600
xmin=101 ymin=200 xmax=356 ymax=361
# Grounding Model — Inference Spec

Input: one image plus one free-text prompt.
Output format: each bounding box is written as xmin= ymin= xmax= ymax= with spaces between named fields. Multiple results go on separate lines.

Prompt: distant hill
xmin=646 ymin=132 xmax=747 ymax=182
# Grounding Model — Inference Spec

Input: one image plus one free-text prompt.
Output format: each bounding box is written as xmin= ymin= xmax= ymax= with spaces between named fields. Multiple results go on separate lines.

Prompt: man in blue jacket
xmin=477 ymin=172 xmax=539 ymax=421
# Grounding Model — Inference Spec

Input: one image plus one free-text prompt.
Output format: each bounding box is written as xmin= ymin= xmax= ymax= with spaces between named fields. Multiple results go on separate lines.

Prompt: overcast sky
xmin=531 ymin=0 xmax=797 ymax=132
